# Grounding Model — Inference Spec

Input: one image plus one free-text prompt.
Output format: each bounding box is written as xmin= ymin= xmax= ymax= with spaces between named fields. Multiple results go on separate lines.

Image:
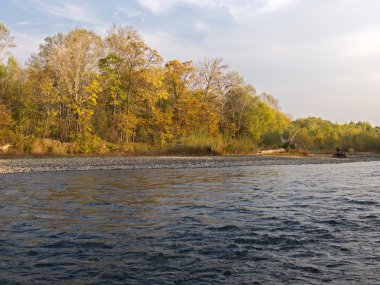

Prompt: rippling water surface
xmin=1 ymin=161 xmax=380 ymax=284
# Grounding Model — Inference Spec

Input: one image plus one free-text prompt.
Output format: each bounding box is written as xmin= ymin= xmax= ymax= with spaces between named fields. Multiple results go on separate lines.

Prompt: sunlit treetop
xmin=0 ymin=23 xmax=16 ymax=54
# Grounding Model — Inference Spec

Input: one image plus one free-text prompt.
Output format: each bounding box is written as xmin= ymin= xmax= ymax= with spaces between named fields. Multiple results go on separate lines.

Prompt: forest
xmin=1 ymin=22 xmax=380 ymax=156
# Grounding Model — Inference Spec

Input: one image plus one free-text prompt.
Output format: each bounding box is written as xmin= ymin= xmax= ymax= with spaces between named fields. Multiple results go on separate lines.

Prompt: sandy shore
xmin=1 ymin=154 xmax=380 ymax=174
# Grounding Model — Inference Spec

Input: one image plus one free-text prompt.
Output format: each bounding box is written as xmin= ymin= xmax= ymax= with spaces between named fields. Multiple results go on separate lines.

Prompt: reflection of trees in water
xmin=1 ymin=167 xmax=284 ymax=235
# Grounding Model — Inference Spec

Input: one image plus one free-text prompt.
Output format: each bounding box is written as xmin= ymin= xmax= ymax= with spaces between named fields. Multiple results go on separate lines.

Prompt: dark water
xmin=1 ymin=162 xmax=380 ymax=284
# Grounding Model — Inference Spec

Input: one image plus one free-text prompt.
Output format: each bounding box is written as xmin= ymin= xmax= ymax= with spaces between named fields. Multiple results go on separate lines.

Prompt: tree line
xmin=1 ymin=23 xmax=380 ymax=155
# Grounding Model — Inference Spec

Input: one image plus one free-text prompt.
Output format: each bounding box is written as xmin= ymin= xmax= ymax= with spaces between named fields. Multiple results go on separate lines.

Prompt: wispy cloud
xmin=138 ymin=0 xmax=296 ymax=19
xmin=26 ymin=0 xmax=99 ymax=24
xmin=115 ymin=6 xmax=143 ymax=18
xmin=15 ymin=20 xmax=31 ymax=26
xmin=255 ymin=0 xmax=296 ymax=14
xmin=194 ymin=22 xmax=209 ymax=33
xmin=137 ymin=0 xmax=174 ymax=14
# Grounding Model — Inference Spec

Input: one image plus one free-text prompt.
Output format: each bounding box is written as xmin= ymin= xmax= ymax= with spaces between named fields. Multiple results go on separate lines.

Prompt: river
xmin=1 ymin=161 xmax=379 ymax=284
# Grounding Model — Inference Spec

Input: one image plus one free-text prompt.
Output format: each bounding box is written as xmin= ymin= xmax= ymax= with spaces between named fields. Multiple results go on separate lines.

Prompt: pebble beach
xmin=1 ymin=154 xmax=379 ymax=174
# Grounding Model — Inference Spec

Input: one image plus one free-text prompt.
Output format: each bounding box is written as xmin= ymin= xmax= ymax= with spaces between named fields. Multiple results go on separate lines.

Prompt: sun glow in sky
xmin=2 ymin=0 xmax=380 ymax=126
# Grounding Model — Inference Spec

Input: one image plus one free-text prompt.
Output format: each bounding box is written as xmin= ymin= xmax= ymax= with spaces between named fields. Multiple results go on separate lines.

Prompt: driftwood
xmin=0 ymin=143 xmax=13 ymax=152
xmin=259 ymin=148 xmax=286 ymax=154
xmin=282 ymin=129 xmax=300 ymax=151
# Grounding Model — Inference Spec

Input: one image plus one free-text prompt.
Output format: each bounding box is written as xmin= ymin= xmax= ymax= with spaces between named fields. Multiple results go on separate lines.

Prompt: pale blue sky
xmin=1 ymin=0 xmax=380 ymax=126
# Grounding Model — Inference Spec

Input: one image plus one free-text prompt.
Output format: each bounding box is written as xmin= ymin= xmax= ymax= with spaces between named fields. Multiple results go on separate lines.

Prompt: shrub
xmin=30 ymin=138 xmax=70 ymax=155
xmin=224 ymin=138 xmax=257 ymax=154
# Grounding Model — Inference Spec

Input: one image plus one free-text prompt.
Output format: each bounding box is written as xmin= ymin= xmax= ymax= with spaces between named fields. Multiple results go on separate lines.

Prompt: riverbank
xmin=1 ymin=153 xmax=380 ymax=174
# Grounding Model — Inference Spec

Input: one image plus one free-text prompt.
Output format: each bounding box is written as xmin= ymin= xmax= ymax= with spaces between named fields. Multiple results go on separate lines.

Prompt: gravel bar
xmin=1 ymin=154 xmax=380 ymax=174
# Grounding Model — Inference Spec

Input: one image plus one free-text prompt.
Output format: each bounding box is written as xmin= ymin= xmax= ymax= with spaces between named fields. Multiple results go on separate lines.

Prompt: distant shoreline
xmin=1 ymin=154 xmax=380 ymax=174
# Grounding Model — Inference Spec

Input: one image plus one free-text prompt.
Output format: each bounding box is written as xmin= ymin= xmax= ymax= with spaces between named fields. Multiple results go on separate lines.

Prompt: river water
xmin=0 ymin=161 xmax=379 ymax=284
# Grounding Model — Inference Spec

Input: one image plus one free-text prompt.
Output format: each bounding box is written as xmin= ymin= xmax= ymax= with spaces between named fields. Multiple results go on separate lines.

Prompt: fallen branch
xmin=258 ymin=148 xmax=286 ymax=154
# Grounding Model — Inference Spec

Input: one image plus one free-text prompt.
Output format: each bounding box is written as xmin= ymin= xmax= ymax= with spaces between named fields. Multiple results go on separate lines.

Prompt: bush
xmin=119 ymin=142 xmax=153 ymax=155
xmin=224 ymin=138 xmax=257 ymax=154
xmin=178 ymin=133 xmax=224 ymax=155
xmin=261 ymin=131 xmax=282 ymax=148
xmin=30 ymin=138 xmax=70 ymax=155
xmin=74 ymin=135 xmax=114 ymax=154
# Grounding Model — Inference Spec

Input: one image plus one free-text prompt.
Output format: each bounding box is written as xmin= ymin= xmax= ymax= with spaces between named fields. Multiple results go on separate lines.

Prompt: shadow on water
xmin=1 ymin=162 xmax=380 ymax=284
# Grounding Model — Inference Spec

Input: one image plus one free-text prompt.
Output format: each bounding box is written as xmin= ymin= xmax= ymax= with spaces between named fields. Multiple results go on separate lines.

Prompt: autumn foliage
xmin=1 ymin=23 xmax=380 ymax=155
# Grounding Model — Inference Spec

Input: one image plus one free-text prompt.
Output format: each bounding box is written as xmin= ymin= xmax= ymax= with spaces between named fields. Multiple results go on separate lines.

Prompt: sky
xmin=1 ymin=0 xmax=380 ymax=126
